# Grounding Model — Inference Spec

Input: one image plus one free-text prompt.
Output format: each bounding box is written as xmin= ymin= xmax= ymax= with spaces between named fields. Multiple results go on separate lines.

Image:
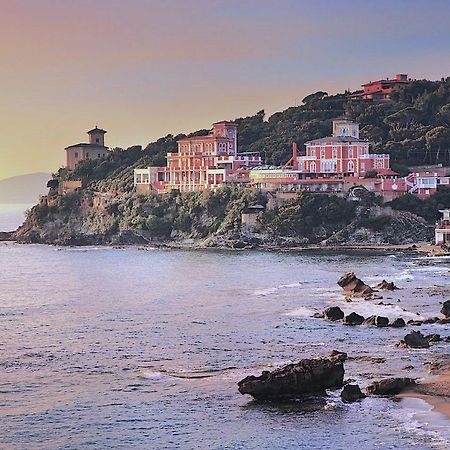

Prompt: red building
xmin=296 ymin=118 xmax=390 ymax=177
xmin=134 ymin=121 xmax=261 ymax=193
xmin=351 ymin=74 xmax=411 ymax=101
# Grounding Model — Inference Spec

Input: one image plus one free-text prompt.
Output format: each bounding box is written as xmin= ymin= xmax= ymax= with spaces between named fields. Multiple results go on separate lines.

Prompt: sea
xmin=0 ymin=204 xmax=449 ymax=449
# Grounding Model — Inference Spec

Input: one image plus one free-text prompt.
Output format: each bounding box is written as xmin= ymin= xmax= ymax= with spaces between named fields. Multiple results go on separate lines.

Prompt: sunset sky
xmin=1 ymin=0 xmax=449 ymax=180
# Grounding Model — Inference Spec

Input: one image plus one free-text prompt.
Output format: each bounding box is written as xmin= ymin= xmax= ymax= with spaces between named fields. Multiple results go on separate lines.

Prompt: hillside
xmin=0 ymin=173 xmax=50 ymax=204
xmin=61 ymin=76 xmax=450 ymax=194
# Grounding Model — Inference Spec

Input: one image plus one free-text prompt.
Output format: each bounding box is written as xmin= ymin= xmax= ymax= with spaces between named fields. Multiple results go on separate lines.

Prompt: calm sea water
xmin=0 ymin=204 xmax=449 ymax=449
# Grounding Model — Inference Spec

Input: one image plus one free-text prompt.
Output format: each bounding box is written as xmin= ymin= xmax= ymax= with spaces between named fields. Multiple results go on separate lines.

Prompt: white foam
xmin=339 ymin=302 xmax=423 ymax=321
xmin=139 ymin=370 xmax=166 ymax=381
xmin=253 ymin=282 xmax=303 ymax=296
xmin=285 ymin=306 xmax=316 ymax=317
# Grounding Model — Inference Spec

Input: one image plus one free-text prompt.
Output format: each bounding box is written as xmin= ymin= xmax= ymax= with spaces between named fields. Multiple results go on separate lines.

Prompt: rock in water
xmin=441 ymin=300 xmax=450 ymax=318
xmin=367 ymin=378 xmax=416 ymax=396
xmin=398 ymin=331 xmax=429 ymax=348
xmin=425 ymin=334 xmax=441 ymax=343
xmin=326 ymin=350 xmax=348 ymax=362
xmin=390 ymin=318 xmax=406 ymax=328
xmin=363 ymin=315 xmax=389 ymax=327
xmin=337 ymin=272 xmax=374 ymax=298
xmin=343 ymin=312 xmax=365 ymax=326
xmin=375 ymin=280 xmax=398 ymax=290
xmin=324 ymin=306 xmax=344 ymax=321
xmin=237 ymin=357 xmax=345 ymax=400
xmin=341 ymin=384 xmax=366 ymax=403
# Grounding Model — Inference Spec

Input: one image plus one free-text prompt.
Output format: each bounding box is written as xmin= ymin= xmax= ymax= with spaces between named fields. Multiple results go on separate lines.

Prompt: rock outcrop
xmin=341 ymin=384 xmax=366 ymax=403
xmin=324 ymin=306 xmax=344 ymax=321
xmin=338 ymin=272 xmax=373 ymax=298
xmin=343 ymin=312 xmax=365 ymax=326
xmin=237 ymin=356 xmax=345 ymax=400
xmin=367 ymin=378 xmax=416 ymax=396
xmin=398 ymin=331 xmax=430 ymax=349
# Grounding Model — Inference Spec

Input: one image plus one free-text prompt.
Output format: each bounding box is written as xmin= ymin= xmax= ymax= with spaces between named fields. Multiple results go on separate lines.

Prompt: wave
xmin=252 ymin=282 xmax=304 ymax=296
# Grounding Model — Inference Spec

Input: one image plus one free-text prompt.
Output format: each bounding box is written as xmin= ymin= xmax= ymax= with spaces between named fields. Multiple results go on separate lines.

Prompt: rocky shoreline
xmin=237 ymin=272 xmax=450 ymax=420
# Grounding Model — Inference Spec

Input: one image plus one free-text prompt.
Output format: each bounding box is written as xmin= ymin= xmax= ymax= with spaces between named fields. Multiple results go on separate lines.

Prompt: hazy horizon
xmin=1 ymin=0 xmax=450 ymax=179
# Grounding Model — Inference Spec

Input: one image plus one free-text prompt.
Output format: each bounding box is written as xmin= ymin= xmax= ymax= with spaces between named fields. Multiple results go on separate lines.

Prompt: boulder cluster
xmin=238 ymin=354 xmax=417 ymax=403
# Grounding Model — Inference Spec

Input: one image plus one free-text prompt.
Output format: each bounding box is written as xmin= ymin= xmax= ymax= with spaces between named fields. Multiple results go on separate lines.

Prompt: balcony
xmin=359 ymin=154 xmax=389 ymax=159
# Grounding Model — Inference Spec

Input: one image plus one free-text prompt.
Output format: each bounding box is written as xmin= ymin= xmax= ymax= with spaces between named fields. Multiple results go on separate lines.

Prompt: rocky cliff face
xmin=12 ymin=189 xmax=433 ymax=247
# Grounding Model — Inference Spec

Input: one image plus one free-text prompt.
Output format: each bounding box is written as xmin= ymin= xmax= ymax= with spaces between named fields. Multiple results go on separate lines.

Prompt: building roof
xmin=305 ymin=136 xmax=368 ymax=145
xmin=87 ymin=126 xmax=107 ymax=134
xmin=212 ymin=121 xmax=237 ymax=126
xmin=177 ymin=135 xmax=231 ymax=142
xmin=375 ymin=168 xmax=400 ymax=176
xmin=65 ymin=143 xmax=107 ymax=150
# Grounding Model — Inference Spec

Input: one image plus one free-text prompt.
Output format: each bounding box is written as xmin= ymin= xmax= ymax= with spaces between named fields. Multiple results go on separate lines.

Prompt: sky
xmin=0 ymin=0 xmax=449 ymax=179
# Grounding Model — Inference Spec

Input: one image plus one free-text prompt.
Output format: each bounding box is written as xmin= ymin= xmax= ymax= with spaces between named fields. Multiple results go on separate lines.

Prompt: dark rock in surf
xmin=341 ymin=384 xmax=366 ymax=403
xmin=343 ymin=312 xmax=365 ymax=326
xmin=441 ymin=300 xmax=450 ymax=318
xmin=363 ymin=315 xmax=389 ymax=327
xmin=367 ymin=378 xmax=416 ymax=396
xmin=326 ymin=350 xmax=348 ymax=362
xmin=237 ymin=357 xmax=345 ymax=400
xmin=375 ymin=280 xmax=398 ymax=291
xmin=407 ymin=320 xmax=423 ymax=326
xmin=425 ymin=334 xmax=441 ymax=343
xmin=398 ymin=331 xmax=429 ymax=349
xmin=324 ymin=306 xmax=344 ymax=321
xmin=337 ymin=272 xmax=373 ymax=298
xmin=390 ymin=318 xmax=406 ymax=328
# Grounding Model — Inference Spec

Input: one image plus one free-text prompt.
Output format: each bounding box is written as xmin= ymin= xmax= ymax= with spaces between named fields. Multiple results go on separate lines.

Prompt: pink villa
xmin=296 ymin=118 xmax=390 ymax=177
xmin=134 ymin=121 xmax=261 ymax=193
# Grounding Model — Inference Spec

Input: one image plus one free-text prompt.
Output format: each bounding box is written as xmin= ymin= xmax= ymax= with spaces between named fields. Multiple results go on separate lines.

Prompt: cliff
xmin=13 ymin=188 xmax=434 ymax=247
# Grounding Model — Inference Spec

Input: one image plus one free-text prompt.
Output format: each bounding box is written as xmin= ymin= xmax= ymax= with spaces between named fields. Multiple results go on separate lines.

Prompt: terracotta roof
xmin=305 ymin=136 xmax=368 ymax=144
xmin=376 ymin=168 xmax=399 ymax=176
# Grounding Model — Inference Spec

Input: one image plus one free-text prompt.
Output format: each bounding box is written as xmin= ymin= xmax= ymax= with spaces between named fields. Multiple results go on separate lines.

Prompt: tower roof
xmin=87 ymin=126 xmax=107 ymax=134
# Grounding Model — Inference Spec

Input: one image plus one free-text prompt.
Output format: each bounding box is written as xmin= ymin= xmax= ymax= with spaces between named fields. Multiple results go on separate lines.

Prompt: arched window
xmin=310 ymin=162 xmax=316 ymax=173
xmin=348 ymin=161 xmax=354 ymax=172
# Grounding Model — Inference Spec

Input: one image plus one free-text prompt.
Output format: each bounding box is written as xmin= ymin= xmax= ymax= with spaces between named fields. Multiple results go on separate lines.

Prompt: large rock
xmin=326 ymin=350 xmax=348 ymax=362
xmin=363 ymin=315 xmax=389 ymax=327
xmin=338 ymin=272 xmax=373 ymax=298
xmin=375 ymin=280 xmax=398 ymax=291
xmin=399 ymin=331 xmax=429 ymax=349
xmin=343 ymin=312 xmax=365 ymax=326
xmin=237 ymin=357 xmax=345 ymax=400
xmin=341 ymin=384 xmax=366 ymax=403
xmin=441 ymin=301 xmax=450 ymax=318
xmin=324 ymin=306 xmax=344 ymax=321
xmin=367 ymin=378 xmax=416 ymax=396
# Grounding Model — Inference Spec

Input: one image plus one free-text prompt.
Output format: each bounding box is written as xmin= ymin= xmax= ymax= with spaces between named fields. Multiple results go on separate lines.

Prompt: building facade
xmin=351 ymin=74 xmax=411 ymax=101
xmin=65 ymin=127 xmax=109 ymax=170
xmin=297 ymin=118 xmax=390 ymax=177
xmin=134 ymin=121 xmax=261 ymax=193
xmin=435 ymin=209 xmax=450 ymax=245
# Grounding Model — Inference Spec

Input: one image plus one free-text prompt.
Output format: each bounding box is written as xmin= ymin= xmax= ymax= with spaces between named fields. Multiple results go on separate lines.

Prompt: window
xmin=74 ymin=152 xmax=78 ymax=158
xmin=98 ymin=153 xmax=101 ymax=158
xmin=320 ymin=147 xmax=325 ymax=158
xmin=332 ymin=147 xmax=337 ymax=159
xmin=86 ymin=153 xmax=90 ymax=159
xmin=348 ymin=147 xmax=353 ymax=158
xmin=348 ymin=161 xmax=354 ymax=172
xmin=96 ymin=138 xmax=99 ymax=143
xmin=310 ymin=148 xmax=316 ymax=157
xmin=310 ymin=162 xmax=316 ymax=173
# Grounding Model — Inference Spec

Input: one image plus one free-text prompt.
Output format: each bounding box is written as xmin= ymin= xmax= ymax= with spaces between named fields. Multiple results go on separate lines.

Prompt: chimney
xmin=292 ymin=142 xmax=298 ymax=170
